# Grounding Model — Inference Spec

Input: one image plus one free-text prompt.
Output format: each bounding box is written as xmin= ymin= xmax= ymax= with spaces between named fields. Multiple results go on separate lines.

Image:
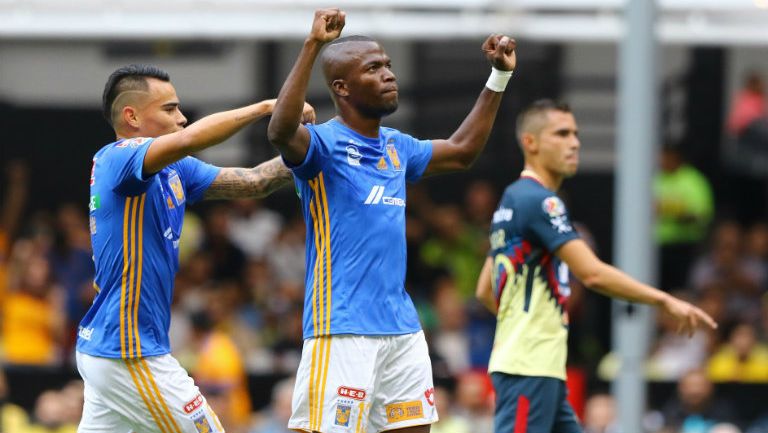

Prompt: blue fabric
xmin=77 ymin=138 xmax=220 ymax=358
xmin=491 ymin=373 xmax=582 ymax=433
xmin=289 ymin=119 xmax=433 ymax=337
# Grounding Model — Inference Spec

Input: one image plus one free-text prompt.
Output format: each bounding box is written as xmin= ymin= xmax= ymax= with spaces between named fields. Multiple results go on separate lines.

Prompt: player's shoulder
xmin=96 ymin=137 xmax=153 ymax=160
xmin=505 ymin=178 xmax=566 ymax=213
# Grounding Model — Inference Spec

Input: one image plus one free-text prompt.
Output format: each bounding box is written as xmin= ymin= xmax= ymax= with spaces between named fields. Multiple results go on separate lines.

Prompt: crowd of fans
xmin=1 ymin=71 xmax=768 ymax=433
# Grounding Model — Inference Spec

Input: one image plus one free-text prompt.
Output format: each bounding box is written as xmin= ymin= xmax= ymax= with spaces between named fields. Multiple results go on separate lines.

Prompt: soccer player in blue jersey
xmin=267 ymin=8 xmax=516 ymax=433
xmin=475 ymin=100 xmax=718 ymax=433
xmin=76 ymin=64 xmax=314 ymax=433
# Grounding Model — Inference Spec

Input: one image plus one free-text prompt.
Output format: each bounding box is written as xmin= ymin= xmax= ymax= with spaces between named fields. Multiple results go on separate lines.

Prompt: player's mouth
xmin=382 ymin=86 xmax=398 ymax=95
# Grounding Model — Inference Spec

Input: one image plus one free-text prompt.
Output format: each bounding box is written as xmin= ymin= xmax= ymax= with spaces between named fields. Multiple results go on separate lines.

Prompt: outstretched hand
xmin=661 ymin=294 xmax=718 ymax=337
xmin=482 ymin=34 xmax=516 ymax=72
xmin=310 ymin=8 xmax=346 ymax=43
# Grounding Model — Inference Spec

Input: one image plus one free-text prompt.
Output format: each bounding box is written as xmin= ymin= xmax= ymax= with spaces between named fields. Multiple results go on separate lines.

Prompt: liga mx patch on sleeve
xmin=385 ymin=401 xmax=423 ymax=424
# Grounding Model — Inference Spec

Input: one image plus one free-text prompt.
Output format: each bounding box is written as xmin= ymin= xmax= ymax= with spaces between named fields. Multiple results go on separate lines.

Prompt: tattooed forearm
xmin=203 ymin=156 xmax=293 ymax=200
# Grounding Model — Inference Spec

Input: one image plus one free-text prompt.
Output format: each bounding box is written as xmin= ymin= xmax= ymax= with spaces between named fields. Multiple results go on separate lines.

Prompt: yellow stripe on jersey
xmin=120 ymin=197 xmax=133 ymax=359
xmin=317 ymin=174 xmax=333 ymax=428
xmin=127 ymin=196 xmax=139 ymax=357
xmin=308 ymin=182 xmax=322 ymax=430
xmin=125 ymin=358 xmax=170 ymax=433
xmin=134 ymin=194 xmax=146 ymax=357
xmin=307 ymin=173 xmax=334 ymax=430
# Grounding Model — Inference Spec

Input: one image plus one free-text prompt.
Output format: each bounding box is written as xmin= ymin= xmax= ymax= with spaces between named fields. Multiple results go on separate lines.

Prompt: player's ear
xmin=331 ymin=79 xmax=349 ymax=97
xmin=521 ymin=132 xmax=538 ymax=154
xmin=123 ymin=106 xmax=140 ymax=129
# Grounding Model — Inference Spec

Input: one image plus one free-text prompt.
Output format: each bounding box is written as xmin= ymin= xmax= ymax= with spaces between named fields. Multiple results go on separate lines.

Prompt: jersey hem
xmin=488 ymin=368 xmax=566 ymax=381
xmin=75 ymin=348 xmax=171 ymax=359
xmin=301 ymin=327 xmax=422 ymax=339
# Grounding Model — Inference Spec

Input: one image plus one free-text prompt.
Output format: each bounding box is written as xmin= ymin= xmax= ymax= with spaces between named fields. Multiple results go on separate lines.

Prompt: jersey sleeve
xmin=175 ymin=156 xmax=222 ymax=204
xmin=524 ymin=194 xmax=580 ymax=252
xmin=106 ymin=137 xmax=155 ymax=196
xmin=397 ymin=132 xmax=433 ymax=182
xmin=285 ymin=124 xmax=328 ymax=181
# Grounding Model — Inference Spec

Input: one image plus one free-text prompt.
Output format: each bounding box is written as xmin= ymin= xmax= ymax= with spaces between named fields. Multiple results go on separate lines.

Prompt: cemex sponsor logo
xmin=184 ymin=394 xmax=205 ymax=414
xmin=338 ymin=386 xmax=366 ymax=401
xmin=364 ymin=186 xmax=405 ymax=207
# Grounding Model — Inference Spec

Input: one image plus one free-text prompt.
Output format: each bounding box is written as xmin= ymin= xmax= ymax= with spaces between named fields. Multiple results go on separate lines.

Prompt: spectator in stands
xmin=0 ymin=160 xmax=28 ymax=309
xmin=1 ymin=253 xmax=65 ymax=367
xmin=228 ymin=199 xmax=283 ymax=260
xmin=453 ymin=371 xmax=494 ymax=433
xmin=707 ymin=321 xmax=768 ymax=383
xmin=647 ymin=291 xmax=710 ymax=381
xmin=186 ymin=309 xmax=252 ymax=433
xmin=689 ymin=221 xmax=767 ymax=324
xmin=431 ymin=276 xmax=470 ymax=375
xmin=583 ymin=393 xmax=617 ymax=433
xmin=202 ymin=204 xmax=247 ymax=281
xmin=48 ymin=203 xmax=94 ymax=357
xmin=727 ymin=72 xmax=766 ymax=137
xmin=250 ymin=378 xmax=295 ymax=433
xmin=661 ymin=368 xmax=737 ymax=432
xmin=654 ymin=145 xmax=714 ymax=291
xmin=431 ymin=386 xmax=470 ymax=433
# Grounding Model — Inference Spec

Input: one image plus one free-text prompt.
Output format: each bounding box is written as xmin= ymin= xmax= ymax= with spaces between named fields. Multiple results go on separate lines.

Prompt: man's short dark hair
xmin=102 ymin=64 xmax=170 ymax=126
xmin=516 ymin=99 xmax=571 ymax=142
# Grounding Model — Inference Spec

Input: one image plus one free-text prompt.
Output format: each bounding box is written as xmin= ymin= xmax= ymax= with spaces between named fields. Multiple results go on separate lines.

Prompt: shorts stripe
xmin=139 ymin=358 xmax=183 ymax=433
xmin=514 ymin=395 xmax=530 ymax=433
xmin=124 ymin=358 xmax=170 ymax=433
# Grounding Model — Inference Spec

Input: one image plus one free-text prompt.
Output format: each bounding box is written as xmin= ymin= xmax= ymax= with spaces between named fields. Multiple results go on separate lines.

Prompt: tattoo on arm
xmin=203 ymin=156 xmax=293 ymax=200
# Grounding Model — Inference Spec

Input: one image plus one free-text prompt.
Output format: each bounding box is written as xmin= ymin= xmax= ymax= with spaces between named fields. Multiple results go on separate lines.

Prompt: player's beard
xmin=360 ymin=99 xmax=398 ymax=119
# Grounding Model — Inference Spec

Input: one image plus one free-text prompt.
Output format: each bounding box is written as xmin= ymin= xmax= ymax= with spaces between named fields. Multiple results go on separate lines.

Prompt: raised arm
xmin=143 ymin=99 xmax=276 ymax=175
xmin=424 ymin=35 xmax=516 ymax=176
xmin=203 ymin=156 xmax=294 ymax=200
xmin=267 ymin=8 xmax=345 ymax=165
xmin=556 ymin=238 xmax=717 ymax=336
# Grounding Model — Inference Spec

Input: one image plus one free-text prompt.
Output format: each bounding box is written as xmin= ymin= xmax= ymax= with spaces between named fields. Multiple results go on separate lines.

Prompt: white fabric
xmin=76 ymin=351 xmax=225 ymax=433
xmin=288 ymin=331 xmax=438 ymax=433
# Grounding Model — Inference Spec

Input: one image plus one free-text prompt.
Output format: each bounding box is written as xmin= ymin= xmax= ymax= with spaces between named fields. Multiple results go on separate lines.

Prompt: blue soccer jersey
xmin=487 ymin=176 xmax=580 ymax=380
xmin=77 ymin=137 xmax=220 ymax=359
xmin=289 ymin=119 xmax=433 ymax=338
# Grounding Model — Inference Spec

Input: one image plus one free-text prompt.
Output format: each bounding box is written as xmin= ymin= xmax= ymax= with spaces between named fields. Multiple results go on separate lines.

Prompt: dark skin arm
xmin=267 ymin=8 xmax=346 ymax=165
xmin=423 ymin=35 xmax=517 ymax=175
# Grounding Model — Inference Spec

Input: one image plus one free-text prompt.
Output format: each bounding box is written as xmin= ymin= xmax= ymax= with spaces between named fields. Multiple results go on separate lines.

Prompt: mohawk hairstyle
xmin=102 ymin=64 xmax=170 ymax=126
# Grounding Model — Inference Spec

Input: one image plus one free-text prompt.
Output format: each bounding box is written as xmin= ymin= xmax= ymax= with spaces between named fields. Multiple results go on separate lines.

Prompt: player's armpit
xmin=203 ymin=156 xmax=293 ymax=200
xmin=476 ymin=256 xmax=497 ymax=314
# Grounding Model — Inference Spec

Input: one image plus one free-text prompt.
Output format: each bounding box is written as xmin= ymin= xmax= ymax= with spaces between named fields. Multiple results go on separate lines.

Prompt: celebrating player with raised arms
xmin=76 ymin=64 xmax=313 ymax=433
xmin=267 ymin=8 xmax=516 ymax=433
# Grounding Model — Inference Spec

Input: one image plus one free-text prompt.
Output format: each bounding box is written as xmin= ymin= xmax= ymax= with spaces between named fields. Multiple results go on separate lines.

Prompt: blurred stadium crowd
xmin=1 ymin=74 xmax=768 ymax=433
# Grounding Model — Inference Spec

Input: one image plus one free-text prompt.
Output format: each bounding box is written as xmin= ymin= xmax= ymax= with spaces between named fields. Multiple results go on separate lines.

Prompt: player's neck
xmin=521 ymin=166 xmax=562 ymax=191
xmin=335 ymin=112 xmax=382 ymax=139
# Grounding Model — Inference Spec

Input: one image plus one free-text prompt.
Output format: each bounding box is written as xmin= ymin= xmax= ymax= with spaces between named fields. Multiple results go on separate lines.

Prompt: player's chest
xmin=326 ymin=142 xmax=407 ymax=208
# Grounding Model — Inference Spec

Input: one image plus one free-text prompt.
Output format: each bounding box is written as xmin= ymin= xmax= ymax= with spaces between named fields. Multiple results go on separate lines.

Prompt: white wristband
xmin=485 ymin=67 xmax=514 ymax=92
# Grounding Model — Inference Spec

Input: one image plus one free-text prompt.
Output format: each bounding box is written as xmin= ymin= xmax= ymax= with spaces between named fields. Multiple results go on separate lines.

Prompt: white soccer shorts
xmin=288 ymin=331 xmax=438 ymax=433
xmin=76 ymin=351 xmax=225 ymax=433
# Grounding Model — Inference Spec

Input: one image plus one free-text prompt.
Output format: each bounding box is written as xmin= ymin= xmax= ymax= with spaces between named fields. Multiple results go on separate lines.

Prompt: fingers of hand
xmin=495 ymin=36 xmax=510 ymax=56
